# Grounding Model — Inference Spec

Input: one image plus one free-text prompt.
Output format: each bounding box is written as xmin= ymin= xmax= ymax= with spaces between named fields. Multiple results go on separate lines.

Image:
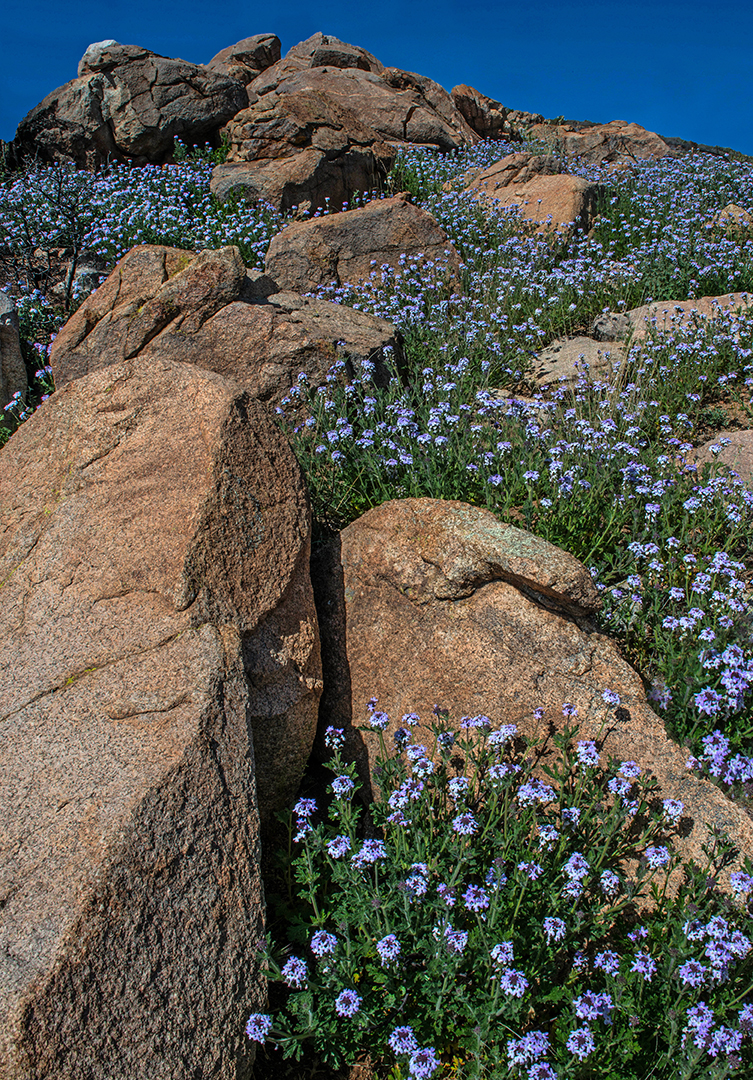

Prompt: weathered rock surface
xmin=529 ymin=119 xmax=674 ymax=165
xmin=532 ymin=334 xmax=625 ymax=388
xmin=264 ymin=193 xmax=462 ymax=292
xmin=206 ymin=33 xmax=281 ymax=90
xmin=595 ymin=293 xmax=753 ymax=344
xmin=463 ymin=155 xmax=602 ymax=232
xmin=250 ymin=32 xmax=386 ymax=94
xmin=0 ymin=292 xmax=27 ymax=410
xmin=0 ymin=358 xmax=321 ymax=1078
xmin=694 ymin=430 xmax=753 ymax=485
xmin=14 ymin=41 xmax=248 ymax=167
xmin=50 ymin=244 xmax=403 ymax=404
xmin=451 ymin=85 xmax=543 ymax=140
xmin=213 ymin=37 xmax=476 ymax=212
xmin=211 ymin=85 xmax=395 ymax=213
xmin=313 ymin=498 xmax=753 ymax=869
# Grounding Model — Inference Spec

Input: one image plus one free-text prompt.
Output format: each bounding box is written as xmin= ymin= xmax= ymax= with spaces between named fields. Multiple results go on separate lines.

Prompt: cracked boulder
xmin=0 ymin=358 xmax=321 ymax=1078
xmin=212 ymin=34 xmax=477 ymax=213
xmin=451 ymin=84 xmax=543 ymax=140
xmin=264 ymin=193 xmax=462 ymax=293
xmin=206 ymin=33 xmax=281 ymax=96
xmin=312 ymin=498 xmax=753 ymax=869
xmin=14 ymin=41 xmax=249 ymax=167
xmin=49 ymin=244 xmax=404 ymax=406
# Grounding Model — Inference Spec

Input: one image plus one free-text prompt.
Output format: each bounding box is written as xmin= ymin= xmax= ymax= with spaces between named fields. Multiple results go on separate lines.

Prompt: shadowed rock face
xmin=0 ymin=358 xmax=321 ymax=1079
xmin=49 ymin=244 xmax=404 ymax=404
xmin=312 ymin=498 xmax=753 ymax=870
xmin=264 ymin=193 xmax=462 ymax=293
xmin=0 ymin=293 xmax=27 ymax=410
xmin=14 ymin=42 xmax=249 ymax=167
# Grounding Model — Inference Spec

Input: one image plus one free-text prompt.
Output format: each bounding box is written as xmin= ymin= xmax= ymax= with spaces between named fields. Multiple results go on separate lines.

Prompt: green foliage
xmin=254 ymin=712 xmax=753 ymax=1078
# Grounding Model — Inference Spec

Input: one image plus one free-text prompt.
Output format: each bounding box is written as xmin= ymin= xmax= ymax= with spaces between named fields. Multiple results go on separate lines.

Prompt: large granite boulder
xmin=0 ymin=358 xmax=321 ymax=1078
xmin=463 ymin=154 xmax=602 ymax=232
xmin=312 ymin=498 xmax=753 ymax=870
xmin=213 ymin=35 xmax=477 ymax=213
xmin=264 ymin=193 xmax=462 ymax=292
xmin=49 ymin=244 xmax=404 ymax=404
xmin=0 ymin=292 xmax=27 ymax=410
xmin=14 ymin=41 xmax=249 ymax=167
xmin=210 ymin=87 xmax=396 ymax=213
xmin=206 ymin=33 xmax=281 ymax=90
xmin=530 ymin=119 xmax=674 ymax=166
xmin=250 ymin=32 xmax=385 ymax=93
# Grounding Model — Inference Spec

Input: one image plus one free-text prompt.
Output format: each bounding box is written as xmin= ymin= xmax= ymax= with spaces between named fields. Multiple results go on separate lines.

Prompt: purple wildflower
xmin=444 ymin=927 xmax=469 ymax=954
xmin=281 ymin=956 xmax=308 ymax=988
xmin=463 ymin=884 xmax=490 ymax=912
xmin=376 ymin=934 xmax=401 ymax=966
xmin=311 ymin=930 xmax=337 ymax=957
xmin=324 ymin=726 xmax=345 ymax=750
xmin=594 ymin=950 xmax=621 ymax=975
xmin=327 ymin=835 xmax=352 ymax=859
xmin=566 ymin=1026 xmax=595 ymax=1060
xmin=678 ymin=960 xmax=707 ymax=987
xmin=499 ymin=968 xmax=529 ymax=996
xmin=507 ymin=1031 xmax=550 ymax=1066
xmin=408 ymin=1047 xmax=440 ymax=1079
xmin=453 ymin=811 xmax=479 ymax=835
xmin=331 ymin=775 xmax=355 ymax=798
xmin=543 ymin=917 xmax=566 ymax=944
xmin=245 ymin=1013 xmax=272 ymax=1043
xmin=631 ymin=950 xmax=657 ymax=981
xmin=352 ymin=839 xmax=387 ymax=868
xmin=335 ymin=989 xmax=361 ymax=1017
xmin=389 ymin=1026 xmax=419 ymax=1054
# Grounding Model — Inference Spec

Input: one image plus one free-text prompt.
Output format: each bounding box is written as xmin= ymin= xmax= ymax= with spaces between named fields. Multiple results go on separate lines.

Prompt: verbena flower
xmin=376 ymin=934 xmax=401 ymax=966
xmin=327 ymin=835 xmax=352 ymax=859
xmin=334 ymin=988 xmax=361 ymax=1017
xmin=311 ymin=930 xmax=337 ymax=957
xmin=245 ymin=1013 xmax=272 ymax=1043
xmin=408 ymin=1046 xmax=440 ymax=1078
xmin=389 ymin=1025 xmax=419 ymax=1054
xmin=281 ymin=956 xmax=307 ymax=988
xmin=452 ymin=811 xmax=479 ymax=835
xmin=543 ymin=917 xmax=566 ymax=944
xmin=566 ymin=1025 xmax=595 ymax=1060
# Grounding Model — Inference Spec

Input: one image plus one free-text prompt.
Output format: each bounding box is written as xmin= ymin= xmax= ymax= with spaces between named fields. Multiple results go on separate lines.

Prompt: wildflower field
xmin=2 ymin=137 xmax=753 ymax=1078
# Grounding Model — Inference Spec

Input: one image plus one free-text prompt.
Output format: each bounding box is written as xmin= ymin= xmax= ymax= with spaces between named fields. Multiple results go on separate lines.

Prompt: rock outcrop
xmin=451 ymin=84 xmax=543 ymax=140
xmin=49 ymin=244 xmax=404 ymax=404
xmin=264 ymin=193 xmax=462 ymax=292
xmin=0 ymin=292 xmax=27 ymax=410
xmin=463 ymin=154 xmax=602 ymax=232
xmin=206 ymin=33 xmax=281 ymax=91
xmin=530 ymin=119 xmax=674 ymax=166
xmin=210 ymin=88 xmax=396 ymax=213
xmin=595 ymin=292 xmax=753 ymax=344
xmin=0 ymin=358 xmax=320 ymax=1078
xmin=312 ymin=498 xmax=753 ymax=870
xmin=14 ymin=41 xmax=249 ymax=167
xmin=212 ymin=34 xmax=477 ymax=213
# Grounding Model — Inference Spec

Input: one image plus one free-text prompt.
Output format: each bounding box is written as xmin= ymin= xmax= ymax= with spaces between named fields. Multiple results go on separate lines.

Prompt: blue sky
xmin=2 ymin=0 xmax=752 ymax=156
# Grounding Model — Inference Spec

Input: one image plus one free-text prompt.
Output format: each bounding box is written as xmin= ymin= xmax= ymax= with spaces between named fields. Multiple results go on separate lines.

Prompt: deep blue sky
xmin=2 ymin=0 xmax=752 ymax=156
